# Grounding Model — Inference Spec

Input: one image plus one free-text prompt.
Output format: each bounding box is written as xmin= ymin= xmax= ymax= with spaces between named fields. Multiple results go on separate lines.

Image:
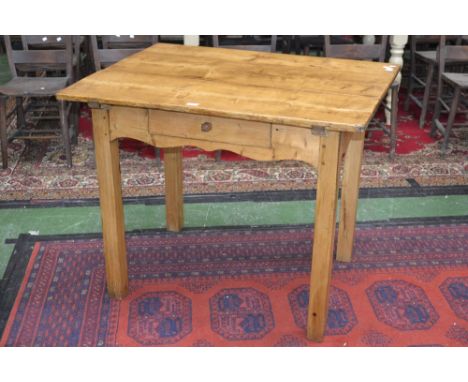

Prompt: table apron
xmin=107 ymin=106 xmax=321 ymax=168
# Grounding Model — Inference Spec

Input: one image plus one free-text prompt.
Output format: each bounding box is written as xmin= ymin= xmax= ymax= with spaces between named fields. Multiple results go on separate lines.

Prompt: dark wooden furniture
xmin=431 ymin=36 xmax=468 ymax=154
xmin=0 ymin=35 xmax=76 ymax=169
xmin=292 ymin=35 xmax=324 ymax=55
xmin=404 ymin=35 xmax=463 ymax=128
xmin=101 ymin=35 xmax=159 ymax=49
xmin=288 ymin=35 xmax=355 ymax=56
xmin=212 ymin=35 xmax=277 ymax=52
xmin=404 ymin=36 xmax=442 ymax=128
xmin=90 ymin=35 xmax=159 ymax=71
xmin=324 ymin=35 xmax=388 ymax=61
xmin=21 ymin=35 xmax=84 ymax=138
xmin=15 ymin=35 xmax=84 ymax=82
xmin=324 ymin=35 xmax=399 ymax=158
xmin=57 ymin=43 xmax=398 ymax=342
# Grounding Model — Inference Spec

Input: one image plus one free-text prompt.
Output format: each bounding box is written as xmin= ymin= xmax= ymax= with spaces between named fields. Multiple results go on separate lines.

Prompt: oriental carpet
xmin=0 ymin=101 xmax=467 ymax=201
xmin=1 ymin=222 xmax=467 ymax=347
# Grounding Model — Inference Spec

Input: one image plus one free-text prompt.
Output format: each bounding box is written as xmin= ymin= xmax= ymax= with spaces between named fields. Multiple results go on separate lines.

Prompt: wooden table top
xmin=57 ymin=43 xmax=399 ymax=132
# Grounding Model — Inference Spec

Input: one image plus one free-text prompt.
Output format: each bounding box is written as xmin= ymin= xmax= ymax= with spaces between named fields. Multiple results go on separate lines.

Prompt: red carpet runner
xmin=1 ymin=223 xmax=467 ymax=346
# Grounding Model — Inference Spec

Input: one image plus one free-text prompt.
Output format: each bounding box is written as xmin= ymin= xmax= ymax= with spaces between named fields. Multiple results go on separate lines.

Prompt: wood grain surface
xmin=57 ymin=43 xmax=399 ymax=132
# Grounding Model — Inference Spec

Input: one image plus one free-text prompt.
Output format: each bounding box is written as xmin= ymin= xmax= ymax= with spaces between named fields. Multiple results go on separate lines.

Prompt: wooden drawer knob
xmin=201 ymin=122 xmax=212 ymax=132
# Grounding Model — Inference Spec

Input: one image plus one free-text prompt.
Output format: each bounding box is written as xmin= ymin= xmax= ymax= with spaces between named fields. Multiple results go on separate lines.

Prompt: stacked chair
xmin=0 ymin=35 xmax=160 ymax=170
xmin=431 ymin=36 xmax=468 ymax=154
xmin=90 ymin=35 xmax=159 ymax=70
xmin=404 ymin=35 xmax=462 ymax=128
xmin=0 ymin=35 xmax=79 ymax=168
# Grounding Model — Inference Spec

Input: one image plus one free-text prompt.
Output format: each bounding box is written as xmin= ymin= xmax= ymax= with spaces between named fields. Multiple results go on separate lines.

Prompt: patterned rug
xmin=0 ymin=100 xmax=467 ymax=201
xmin=1 ymin=222 xmax=467 ymax=346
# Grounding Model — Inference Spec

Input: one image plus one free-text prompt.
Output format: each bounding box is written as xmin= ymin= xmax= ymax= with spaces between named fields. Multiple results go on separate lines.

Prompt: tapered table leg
xmin=164 ymin=147 xmax=184 ymax=232
xmin=92 ymin=108 xmax=128 ymax=299
xmin=307 ymin=131 xmax=341 ymax=341
xmin=336 ymin=131 xmax=365 ymax=262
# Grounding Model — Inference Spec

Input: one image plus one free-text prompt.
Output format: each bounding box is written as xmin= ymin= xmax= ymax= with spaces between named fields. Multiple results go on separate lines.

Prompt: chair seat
xmin=0 ymin=77 xmax=70 ymax=97
xmin=416 ymin=50 xmax=468 ymax=65
xmin=415 ymin=51 xmax=437 ymax=63
xmin=442 ymin=72 xmax=468 ymax=88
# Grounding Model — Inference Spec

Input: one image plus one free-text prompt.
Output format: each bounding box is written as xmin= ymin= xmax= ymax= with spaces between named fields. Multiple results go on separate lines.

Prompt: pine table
xmin=57 ymin=43 xmax=398 ymax=341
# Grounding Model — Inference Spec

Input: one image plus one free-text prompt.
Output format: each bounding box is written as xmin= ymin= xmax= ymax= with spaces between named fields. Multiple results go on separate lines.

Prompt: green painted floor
xmin=1 ymin=194 xmax=468 ymax=278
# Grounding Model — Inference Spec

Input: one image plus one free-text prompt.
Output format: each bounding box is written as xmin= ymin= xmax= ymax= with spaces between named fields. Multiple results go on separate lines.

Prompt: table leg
xmin=164 ymin=147 xmax=184 ymax=232
xmin=307 ymin=131 xmax=341 ymax=341
xmin=92 ymin=108 xmax=128 ymax=298
xmin=336 ymin=131 xmax=364 ymax=262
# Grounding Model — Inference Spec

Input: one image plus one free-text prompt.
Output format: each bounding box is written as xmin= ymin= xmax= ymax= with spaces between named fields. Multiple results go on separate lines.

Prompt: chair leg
xmin=419 ymin=63 xmax=434 ymax=129
xmin=71 ymin=102 xmax=80 ymax=145
xmin=0 ymin=97 xmax=8 ymax=169
xmin=442 ymin=86 xmax=461 ymax=155
xmin=430 ymin=82 xmax=444 ymax=138
xmin=390 ymin=86 xmax=398 ymax=160
xmin=294 ymin=36 xmax=301 ymax=55
xmin=215 ymin=150 xmax=222 ymax=161
xmin=404 ymin=73 xmax=415 ymax=112
xmin=73 ymin=60 xmax=81 ymax=83
xmin=155 ymin=147 xmax=161 ymax=166
xmin=59 ymin=100 xmax=72 ymax=168
xmin=15 ymin=97 xmax=26 ymax=130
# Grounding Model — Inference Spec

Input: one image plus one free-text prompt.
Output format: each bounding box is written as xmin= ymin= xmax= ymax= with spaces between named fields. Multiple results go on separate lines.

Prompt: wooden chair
xmin=404 ymin=35 xmax=463 ymax=128
xmin=14 ymin=36 xmax=84 ymax=81
xmin=324 ymin=35 xmax=388 ymax=61
xmin=431 ymin=36 xmax=468 ymax=154
xmin=90 ymin=35 xmax=158 ymax=71
xmin=324 ymin=35 xmax=399 ymax=159
xmin=0 ymin=35 xmax=76 ymax=169
xmin=20 ymin=35 xmax=83 ymax=140
xmin=291 ymin=35 xmax=323 ymax=55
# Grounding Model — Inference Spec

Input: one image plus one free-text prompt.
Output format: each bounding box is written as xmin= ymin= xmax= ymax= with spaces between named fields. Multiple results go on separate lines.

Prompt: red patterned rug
xmin=0 ymin=99 xmax=467 ymax=201
xmin=1 ymin=222 xmax=467 ymax=346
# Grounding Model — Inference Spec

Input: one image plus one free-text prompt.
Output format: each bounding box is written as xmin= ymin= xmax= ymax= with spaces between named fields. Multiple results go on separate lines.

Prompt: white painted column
xmin=183 ymin=35 xmax=200 ymax=46
xmin=385 ymin=35 xmax=409 ymax=124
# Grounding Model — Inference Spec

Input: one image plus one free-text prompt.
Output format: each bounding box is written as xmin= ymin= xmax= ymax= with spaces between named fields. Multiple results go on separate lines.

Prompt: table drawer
xmin=149 ymin=109 xmax=272 ymax=148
